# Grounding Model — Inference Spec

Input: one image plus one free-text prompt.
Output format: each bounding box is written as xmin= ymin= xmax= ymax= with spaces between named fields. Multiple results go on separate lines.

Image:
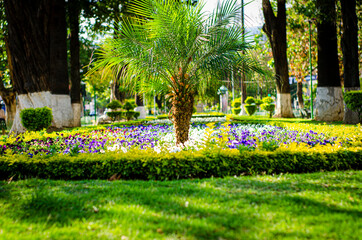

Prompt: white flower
xmin=154 ymin=146 xmax=161 ymax=154
xmin=121 ymin=147 xmax=128 ymax=153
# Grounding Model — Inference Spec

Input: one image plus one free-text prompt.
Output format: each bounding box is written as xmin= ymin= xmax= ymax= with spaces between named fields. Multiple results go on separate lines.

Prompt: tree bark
xmin=69 ymin=0 xmax=81 ymax=127
xmin=4 ymin=0 xmax=73 ymax=133
xmin=315 ymin=0 xmax=344 ymax=121
xmin=262 ymin=0 xmax=294 ymax=118
xmin=340 ymin=0 xmax=360 ymax=124
xmin=171 ymin=90 xmax=194 ymax=145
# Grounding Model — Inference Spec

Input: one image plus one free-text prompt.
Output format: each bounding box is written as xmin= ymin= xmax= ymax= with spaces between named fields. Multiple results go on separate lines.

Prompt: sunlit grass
xmin=0 ymin=171 xmax=361 ymax=240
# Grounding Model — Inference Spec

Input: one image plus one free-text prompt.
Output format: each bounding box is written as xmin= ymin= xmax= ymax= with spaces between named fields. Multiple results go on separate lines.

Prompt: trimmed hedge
xmin=232 ymin=108 xmax=241 ymax=115
xmin=20 ymin=107 xmax=53 ymax=131
xmin=0 ymin=148 xmax=360 ymax=181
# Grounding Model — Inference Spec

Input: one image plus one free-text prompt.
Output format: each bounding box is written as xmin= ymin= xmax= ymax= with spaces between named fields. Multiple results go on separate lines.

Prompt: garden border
xmin=1 ymin=148 xmax=360 ymax=180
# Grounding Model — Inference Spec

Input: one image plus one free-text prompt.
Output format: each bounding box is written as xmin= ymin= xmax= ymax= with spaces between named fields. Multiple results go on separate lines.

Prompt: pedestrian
xmin=0 ymin=105 xmax=6 ymax=135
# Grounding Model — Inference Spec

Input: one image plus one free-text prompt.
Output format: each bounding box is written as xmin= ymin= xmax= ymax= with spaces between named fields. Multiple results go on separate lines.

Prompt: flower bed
xmin=0 ymin=122 xmax=361 ymax=180
xmin=0 ymin=122 xmax=357 ymax=157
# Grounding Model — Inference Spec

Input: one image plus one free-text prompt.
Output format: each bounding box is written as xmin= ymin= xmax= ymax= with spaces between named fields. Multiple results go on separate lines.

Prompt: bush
xmin=245 ymin=96 xmax=255 ymax=105
xmin=244 ymin=97 xmax=257 ymax=116
xmin=125 ymin=110 xmax=136 ymax=121
xmin=261 ymin=97 xmax=275 ymax=118
xmin=20 ymin=107 xmax=53 ymax=131
xmin=255 ymin=99 xmax=263 ymax=106
xmin=344 ymin=90 xmax=362 ymax=122
xmin=0 ymin=148 xmax=360 ymax=180
xmin=123 ymin=100 xmax=137 ymax=111
xmin=134 ymin=111 xmax=140 ymax=119
xmin=244 ymin=105 xmax=257 ymax=116
xmin=106 ymin=100 xmax=123 ymax=110
xmin=106 ymin=111 xmax=124 ymax=122
xmin=231 ymin=98 xmax=242 ymax=108
xmin=232 ymin=108 xmax=241 ymax=115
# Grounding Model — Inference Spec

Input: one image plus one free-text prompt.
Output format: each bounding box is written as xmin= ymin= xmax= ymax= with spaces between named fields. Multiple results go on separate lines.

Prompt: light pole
xmin=308 ymin=20 xmax=313 ymax=119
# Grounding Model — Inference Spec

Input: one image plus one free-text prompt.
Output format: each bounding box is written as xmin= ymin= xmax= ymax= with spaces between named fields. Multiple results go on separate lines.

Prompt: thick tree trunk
xmin=340 ymin=0 xmax=360 ymax=124
xmin=4 ymin=0 xmax=73 ymax=133
xmin=171 ymin=92 xmax=194 ymax=145
xmin=315 ymin=0 xmax=344 ymax=121
xmin=69 ymin=0 xmax=81 ymax=127
xmin=262 ymin=0 xmax=294 ymax=118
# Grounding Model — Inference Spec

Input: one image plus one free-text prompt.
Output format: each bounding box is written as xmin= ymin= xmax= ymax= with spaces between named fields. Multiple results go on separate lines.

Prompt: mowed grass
xmin=0 ymin=171 xmax=361 ymax=240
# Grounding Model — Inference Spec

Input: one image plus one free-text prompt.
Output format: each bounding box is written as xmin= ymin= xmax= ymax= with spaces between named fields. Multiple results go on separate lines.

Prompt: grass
xmin=0 ymin=171 xmax=361 ymax=240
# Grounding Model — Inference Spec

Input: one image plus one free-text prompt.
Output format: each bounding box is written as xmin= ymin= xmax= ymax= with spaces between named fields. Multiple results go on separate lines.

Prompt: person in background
xmin=0 ymin=104 xmax=6 ymax=135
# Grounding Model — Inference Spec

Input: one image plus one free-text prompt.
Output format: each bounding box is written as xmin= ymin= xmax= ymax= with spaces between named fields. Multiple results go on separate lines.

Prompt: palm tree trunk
xmin=171 ymin=92 xmax=194 ymax=145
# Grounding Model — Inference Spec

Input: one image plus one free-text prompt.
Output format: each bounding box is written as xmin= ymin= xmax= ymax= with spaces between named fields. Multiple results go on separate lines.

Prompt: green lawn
xmin=0 ymin=171 xmax=361 ymax=240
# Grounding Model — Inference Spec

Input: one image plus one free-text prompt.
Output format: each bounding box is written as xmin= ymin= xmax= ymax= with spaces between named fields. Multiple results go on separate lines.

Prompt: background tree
xmin=262 ymin=0 xmax=294 ymax=118
xmin=68 ymin=0 xmax=82 ymax=127
xmin=287 ymin=0 xmax=318 ymax=111
xmin=0 ymin=1 xmax=15 ymax=128
xmin=340 ymin=0 xmax=360 ymax=124
xmin=314 ymin=0 xmax=344 ymax=121
xmin=4 ymin=0 xmax=73 ymax=133
xmin=94 ymin=0 xmax=265 ymax=144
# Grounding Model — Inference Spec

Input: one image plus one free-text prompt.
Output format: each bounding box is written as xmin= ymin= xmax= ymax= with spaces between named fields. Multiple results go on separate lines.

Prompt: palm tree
xmin=94 ymin=0 xmax=266 ymax=145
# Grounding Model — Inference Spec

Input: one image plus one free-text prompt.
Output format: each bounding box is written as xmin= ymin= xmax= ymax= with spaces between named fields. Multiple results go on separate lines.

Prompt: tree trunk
xmin=0 ymin=36 xmax=16 ymax=128
xmin=171 ymin=91 xmax=194 ymax=145
xmin=262 ymin=0 xmax=294 ymax=118
xmin=0 ymin=83 xmax=16 ymax=128
xmin=69 ymin=0 xmax=81 ymax=127
xmin=135 ymin=93 xmax=146 ymax=119
xmin=4 ymin=0 xmax=73 ymax=133
xmin=315 ymin=0 xmax=344 ymax=121
xmin=297 ymin=81 xmax=304 ymax=109
xmin=340 ymin=0 xmax=360 ymax=124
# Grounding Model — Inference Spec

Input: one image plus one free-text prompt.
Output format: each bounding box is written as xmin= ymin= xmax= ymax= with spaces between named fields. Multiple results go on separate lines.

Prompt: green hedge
xmin=0 ymin=149 xmax=360 ymax=180
xmin=20 ymin=107 xmax=53 ymax=131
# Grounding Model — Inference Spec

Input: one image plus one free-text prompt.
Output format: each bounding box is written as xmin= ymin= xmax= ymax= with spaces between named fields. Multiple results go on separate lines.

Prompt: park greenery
xmin=0 ymin=0 xmax=361 ymax=239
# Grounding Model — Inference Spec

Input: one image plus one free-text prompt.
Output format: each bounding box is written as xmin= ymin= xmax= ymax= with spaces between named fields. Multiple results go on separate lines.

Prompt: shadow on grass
xmin=0 ymin=181 xmax=11 ymax=200
xmin=3 ymin=172 xmax=361 ymax=239
xmin=18 ymin=184 xmax=91 ymax=225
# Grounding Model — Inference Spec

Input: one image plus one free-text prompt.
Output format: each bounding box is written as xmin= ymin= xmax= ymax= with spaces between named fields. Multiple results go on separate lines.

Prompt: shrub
xmin=244 ymin=97 xmax=257 ymax=116
xmin=232 ymin=98 xmax=242 ymax=108
xmin=123 ymin=100 xmax=137 ymax=112
xmin=106 ymin=100 xmax=123 ymax=110
xmin=232 ymin=108 xmax=241 ymax=115
xmin=0 ymin=148 xmax=360 ymax=181
xmin=125 ymin=110 xmax=136 ymax=121
xmin=261 ymin=97 xmax=275 ymax=118
xmin=245 ymin=96 xmax=255 ymax=105
xmin=134 ymin=111 xmax=140 ymax=119
xmin=106 ymin=111 xmax=124 ymax=122
xmin=244 ymin=105 xmax=257 ymax=116
xmin=20 ymin=107 xmax=53 ymax=131
xmin=344 ymin=90 xmax=362 ymax=122
xmin=255 ymin=99 xmax=263 ymax=106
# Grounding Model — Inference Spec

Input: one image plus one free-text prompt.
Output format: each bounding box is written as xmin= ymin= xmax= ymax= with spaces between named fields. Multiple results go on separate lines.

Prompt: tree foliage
xmin=93 ymin=0 xmax=266 ymax=144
